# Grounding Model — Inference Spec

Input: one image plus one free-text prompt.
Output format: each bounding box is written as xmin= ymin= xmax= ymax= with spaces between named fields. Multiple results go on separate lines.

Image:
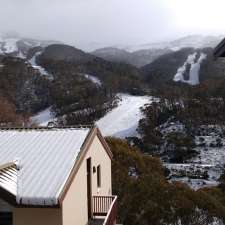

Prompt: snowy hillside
xmin=84 ymin=74 xmax=102 ymax=86
xmin=0 ymin=35 xmax=60 ymax=57
xmin=173 ymin=52 xmax=207 ymax=85
xmin=31 ymin=108 xmax=56 ymax=126
xmin=92 ymin=35 xmax=223 ymax=68
xmin=163 ymin=123 xmax=225 ymax=190
xmin=31 ymin=94 xmax=151 ymax=138
xmin=97 ymin=94 xmax=151 ymax=138
xmin=28 ymin=51 xmax=54 ymax=79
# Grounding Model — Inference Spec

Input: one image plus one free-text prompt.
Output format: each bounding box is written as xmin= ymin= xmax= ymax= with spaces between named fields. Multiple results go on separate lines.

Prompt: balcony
xmin=91 ymin=195 xmax=117 ymax=225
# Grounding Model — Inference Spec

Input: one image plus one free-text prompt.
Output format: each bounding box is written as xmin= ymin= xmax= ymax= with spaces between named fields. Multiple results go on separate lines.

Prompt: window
xmin=97 ymin=165 xmax=101 ymax=188
xmin=0 ymin=212 xmax=13 ymax=225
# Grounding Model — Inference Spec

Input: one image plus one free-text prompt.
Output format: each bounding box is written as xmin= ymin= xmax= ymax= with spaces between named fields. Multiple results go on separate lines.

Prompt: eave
xmin=214 ymin=37 xmax=225 ymax=58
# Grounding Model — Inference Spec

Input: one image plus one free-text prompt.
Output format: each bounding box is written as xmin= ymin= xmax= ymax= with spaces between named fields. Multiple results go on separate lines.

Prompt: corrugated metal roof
xmin=0 ymin=164 xmax=17 ymax=196
xmin=0 ymin=127 xmax=91 ymax=206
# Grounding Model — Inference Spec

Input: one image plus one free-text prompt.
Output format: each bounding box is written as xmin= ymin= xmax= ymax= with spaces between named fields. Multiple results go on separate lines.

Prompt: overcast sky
xmin=0 ymin=0 xmax=224 ymax=51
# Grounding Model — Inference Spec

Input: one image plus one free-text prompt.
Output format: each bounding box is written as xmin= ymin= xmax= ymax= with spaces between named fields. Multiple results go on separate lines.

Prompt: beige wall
xmin=62 ymin=135 xmax=112 ymax=225
xmin=13 ymin=208 xmax=62 ymax=225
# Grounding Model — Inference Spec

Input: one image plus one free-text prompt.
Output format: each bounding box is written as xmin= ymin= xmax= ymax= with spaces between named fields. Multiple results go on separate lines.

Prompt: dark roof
xmin=214 ymin=38 xmax=225 ymax=58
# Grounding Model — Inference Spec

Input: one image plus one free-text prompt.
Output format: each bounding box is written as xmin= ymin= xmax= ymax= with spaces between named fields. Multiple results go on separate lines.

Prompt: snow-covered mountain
xmin=124 ymin=35 xmax=223 ymax=52
xmin=97 ymin=94 xmax=151 ymax=138
xmin=92 ymin=47 xmax=171 ymax=68
xmin=0 ymin=35 xmax=60 ymax=58
xmin=142 ymin=47 xmax=225 ymax=87
xmin=91 ymin=35 xmax=223 ymax=67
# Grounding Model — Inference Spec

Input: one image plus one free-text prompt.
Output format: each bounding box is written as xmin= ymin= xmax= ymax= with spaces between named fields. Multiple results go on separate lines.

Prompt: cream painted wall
xmin=13 ymin=208 xmax=62 ymax=225
xmin=62 ymin=135 xmax=112 ymax=225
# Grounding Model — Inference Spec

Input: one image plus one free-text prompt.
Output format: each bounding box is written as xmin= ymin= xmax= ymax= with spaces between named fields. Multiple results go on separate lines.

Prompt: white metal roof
xmin=0 ymin=127 xmax=91 ymax=206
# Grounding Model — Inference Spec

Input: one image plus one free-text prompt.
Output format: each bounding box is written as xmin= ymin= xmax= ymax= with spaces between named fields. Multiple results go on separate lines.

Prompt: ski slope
xmin=96 ymin=94 xmax=151 ymax=138
xmin=29 ymin=51 xmax=53 ymax=79
xmin=173 ymin=52 xmax=207 ymax=85
xmin=84 ymin=74 xmax=102 ymax=86
xmin=31 ymin=94 xmax=151 ymax=138
xmin=31 ymin=108 xmax=55 ymax=126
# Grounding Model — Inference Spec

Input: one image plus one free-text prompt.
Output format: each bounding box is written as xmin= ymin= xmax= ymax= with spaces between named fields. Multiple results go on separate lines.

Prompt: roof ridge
xmin=0 ymin=125 xmax=94 ymax=131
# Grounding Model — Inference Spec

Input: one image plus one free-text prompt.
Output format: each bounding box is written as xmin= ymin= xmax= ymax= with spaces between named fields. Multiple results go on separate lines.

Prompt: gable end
xmin=58 ymin=126 xmax=112 ymax=205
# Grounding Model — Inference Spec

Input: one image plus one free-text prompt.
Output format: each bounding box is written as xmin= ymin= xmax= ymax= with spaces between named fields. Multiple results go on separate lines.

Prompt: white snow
xmin=30 ymin=94 xmax=152 ymax=139
xmin=174 ymin=53 xmax=197 ymax=83
xmin=31 ymin=107 xmax=55 ymax=126
xmin=29 ymin=51 xmax=53 ymax=79
xmin=163 ymin=124 xmax=225 ymax=189
xmin=189 ymin=53 xmax=207 ymax=85
xmin=173 ymin=52 xmax=207 ymax=85
xmin=123 ymin=35 xmax=223 ymax=52
xmin=17 ymin=51 xmax=26 ymax=59
xmin=96 ymin=94 xmax=151 ymax=138
xmin=23 ymin=41 xmax=37 ymax=47
xmin=84 ymin=74 xmax=102 ymax=86
xmin=2 ymin=38 xmax=19 ymax=53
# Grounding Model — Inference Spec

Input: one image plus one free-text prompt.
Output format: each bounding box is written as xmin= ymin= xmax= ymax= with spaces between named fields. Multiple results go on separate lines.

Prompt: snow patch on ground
xmin=163 ymin=123 xmax=225 ymax=189
xmin=96 ymin=94 xmax=151 ymax=138
xmin=31 ymin=108 xmax=55 ymax=126
xmin=173 ymin=52 xmax=207 ymax=85
xmin=84 ymin=74 xmax=102 ymax=86
xmin=166 ymin=163 xmax=220 ymax=190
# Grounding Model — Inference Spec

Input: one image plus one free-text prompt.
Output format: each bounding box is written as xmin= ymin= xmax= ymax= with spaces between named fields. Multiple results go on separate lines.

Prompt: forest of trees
xmin=0 ymin=45 xmax=148 ymax=127
xmin=135 ymin=95 xmax=225 ymax=163
xmin=108 ymin=137 xmax=225 ymax=225
xmin=0 ymin=96 xmax=28 ymax=126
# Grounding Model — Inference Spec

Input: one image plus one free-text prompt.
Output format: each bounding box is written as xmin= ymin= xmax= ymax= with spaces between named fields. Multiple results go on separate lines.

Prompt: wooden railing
xmin=92 ymin=195 xmax=117 ymax=225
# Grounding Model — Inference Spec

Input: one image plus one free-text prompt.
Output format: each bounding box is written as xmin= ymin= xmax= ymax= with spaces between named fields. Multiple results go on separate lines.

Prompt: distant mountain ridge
xmin=92 ymin=47 xmax=171 ymax=68
xmin=91 ymin=35 xmax=223 ymax=67
xmin=0 ymin=33 xmax=224 ymax=118
xmin=37 ymin=44 xmax=142 ymax=89
xmin=0 ymin=35 xmax=61 ymax=58
xmin=122 ymin=35 xmax=223 ymax=52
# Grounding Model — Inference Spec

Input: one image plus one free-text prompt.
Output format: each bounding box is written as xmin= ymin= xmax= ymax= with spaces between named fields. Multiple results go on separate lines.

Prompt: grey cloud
xmin=0 ymin=0 xmax=223 ymax=51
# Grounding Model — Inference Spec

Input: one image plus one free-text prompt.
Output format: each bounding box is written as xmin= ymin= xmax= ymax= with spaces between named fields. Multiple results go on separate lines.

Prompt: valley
xmin=3 ymin=0 xmax=225 ymax=223
xmin=1 ymin=34 xmax=225 ymax=191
